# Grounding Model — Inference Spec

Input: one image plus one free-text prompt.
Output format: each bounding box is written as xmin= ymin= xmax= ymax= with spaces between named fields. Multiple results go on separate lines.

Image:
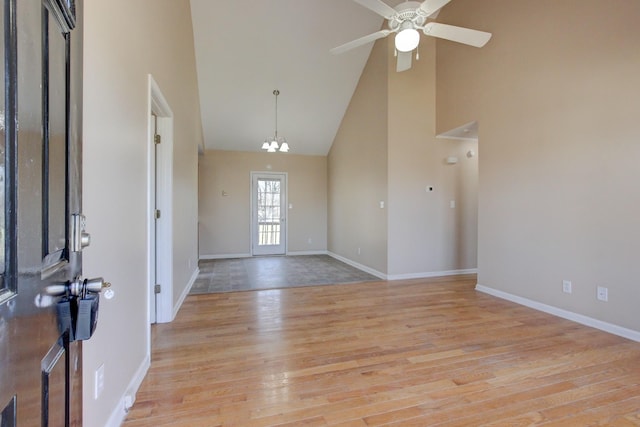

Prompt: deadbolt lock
xmin=70 ymin=213 xmax=91 ymax=252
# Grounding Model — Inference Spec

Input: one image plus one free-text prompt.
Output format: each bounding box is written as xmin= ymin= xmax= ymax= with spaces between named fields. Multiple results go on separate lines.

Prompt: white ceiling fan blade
xmin=419 ymin=0 xmax=452 ymax=17
xmin=396 ymin=51 xmax=412 ymax=72
xmin=422 ymin=22 xmax=492 ymax=47
xmin=352 ymin=0 xmax=397 ymax=19
xmin=330 ymin=30 xmax=391 ymax=55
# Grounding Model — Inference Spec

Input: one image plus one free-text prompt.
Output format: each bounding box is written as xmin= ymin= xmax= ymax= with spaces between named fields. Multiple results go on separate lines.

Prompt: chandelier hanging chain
xmin=274 ymin=89 xmax=279 ymax=139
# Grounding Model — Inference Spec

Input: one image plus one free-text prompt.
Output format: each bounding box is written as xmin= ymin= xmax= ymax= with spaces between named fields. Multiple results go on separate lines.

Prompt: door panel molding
xmin=2 ymin=0 xmax=18 ymax=302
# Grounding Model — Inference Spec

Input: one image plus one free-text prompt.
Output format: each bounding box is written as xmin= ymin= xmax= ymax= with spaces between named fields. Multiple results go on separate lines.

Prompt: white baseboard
xmin=199 ymin=253 xmax=251 ymax=260
xmin=326 ymin=252 xmax=477 ymax=282
xmin=106 ymin=270 xmax=198 ymax=425
xmin=286 ymin=250 xmax=328 ymax=256
xmin=172 ymin=268 xmax=199 ymax=320
xmin=199 ymin=251 xmax=330 ymax=259
xmin=387 ymin=268 xmax=477 ymax=281
xmin=327 ymin=252 xmax=386 ymax=280
xmin=476 ymin=284 xmax=640 ymax=343
xmin=105 ymin=354 xmax=150 ymax=427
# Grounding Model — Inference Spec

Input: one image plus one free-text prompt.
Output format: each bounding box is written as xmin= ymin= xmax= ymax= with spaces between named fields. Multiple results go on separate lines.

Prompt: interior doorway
xmin=251 ymin=172 xmax=287 ymax=256
xmin=147 ymin=75 xmax=174 ymax=325
xmin=437 ymin=120 xmax=479 ymax=271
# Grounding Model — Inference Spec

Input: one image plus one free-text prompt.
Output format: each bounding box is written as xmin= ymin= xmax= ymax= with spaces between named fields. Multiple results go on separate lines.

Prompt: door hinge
xmin=154 ymin=284 xmax=161 ymax=294
xmin=154 ymin=134 xmax=161 ymax=144
xmin=155 ymin=209 xmax=161 ymax=219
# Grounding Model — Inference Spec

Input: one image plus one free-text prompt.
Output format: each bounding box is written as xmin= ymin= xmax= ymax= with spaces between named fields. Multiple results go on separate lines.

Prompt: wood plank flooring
xmin=123 ymin=275 xmax=640 ymax=426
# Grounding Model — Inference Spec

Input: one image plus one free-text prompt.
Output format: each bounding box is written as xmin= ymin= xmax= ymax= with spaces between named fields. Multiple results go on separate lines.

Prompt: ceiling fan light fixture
xmin=261 ymin=140 xmax=271 ymax=150
xmin=395 ymin=28 xmax=420 ymax=52
xmin=279 ymin=141 xmax=289 ymax=153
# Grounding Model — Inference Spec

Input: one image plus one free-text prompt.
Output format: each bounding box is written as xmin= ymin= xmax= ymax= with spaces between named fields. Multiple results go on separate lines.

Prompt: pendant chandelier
xmin=261 ymin=89 xmax=289 ymax=153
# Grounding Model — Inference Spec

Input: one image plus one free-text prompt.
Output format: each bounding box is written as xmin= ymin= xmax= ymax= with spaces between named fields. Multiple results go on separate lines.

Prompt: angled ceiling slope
xmin=190 ymin=0 xmax=404 ymax=155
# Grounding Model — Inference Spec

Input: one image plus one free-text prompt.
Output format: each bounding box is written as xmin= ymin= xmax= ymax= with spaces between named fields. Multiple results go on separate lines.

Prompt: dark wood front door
xmin=0 ymin=0 xmax=85 ymax=425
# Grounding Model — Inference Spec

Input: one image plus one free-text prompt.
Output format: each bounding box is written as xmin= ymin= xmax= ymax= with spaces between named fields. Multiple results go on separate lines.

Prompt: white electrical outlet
xmin=562 ymin=280 xmax=572 ymax=294
xmin=597 ymin=286 xmax=608 ymax=302
xmin=95 ymin=364 xmax=105 ymax=399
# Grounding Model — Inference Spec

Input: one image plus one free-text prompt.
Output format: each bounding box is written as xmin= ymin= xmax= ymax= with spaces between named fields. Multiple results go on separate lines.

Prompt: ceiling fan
xmin=331 ymin=0 xmax=492 ymax=72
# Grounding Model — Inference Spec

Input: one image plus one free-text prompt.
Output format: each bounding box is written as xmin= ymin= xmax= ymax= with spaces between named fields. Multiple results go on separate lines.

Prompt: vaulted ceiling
xmin=190 ymin=0 xmax=406 ymax=155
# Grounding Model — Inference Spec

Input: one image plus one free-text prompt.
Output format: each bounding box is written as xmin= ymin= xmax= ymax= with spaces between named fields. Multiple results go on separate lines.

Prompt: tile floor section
xmin=190 ymin=255 xmax=380 ymax=294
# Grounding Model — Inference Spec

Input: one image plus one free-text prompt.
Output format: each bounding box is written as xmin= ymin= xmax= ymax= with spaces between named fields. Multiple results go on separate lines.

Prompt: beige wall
xmin=199 ymin=150 xmax=327 ymax=257
xmin=329 ymin=34 xmax=478 ymax=277
xmin=388 ymin=36 xmax=478 ymax=277
xmin=83 ymin=1 xmax=202 ymax=425
xmin=437 ymin=0 xmax=640 ymax=331
xmin=328 ymin=38 xmax=389 ymax=274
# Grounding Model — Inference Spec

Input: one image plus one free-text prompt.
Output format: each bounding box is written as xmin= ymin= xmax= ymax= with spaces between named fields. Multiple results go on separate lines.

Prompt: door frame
xmin=250 ymin=171 xmax=288 ymax=256
xmin=147 ymin=75 xmax=173 ymax=328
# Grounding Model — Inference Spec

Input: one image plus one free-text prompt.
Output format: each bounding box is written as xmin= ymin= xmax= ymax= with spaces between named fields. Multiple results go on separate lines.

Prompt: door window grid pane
xmin=257 ymin=179 xmax=280 ymax=246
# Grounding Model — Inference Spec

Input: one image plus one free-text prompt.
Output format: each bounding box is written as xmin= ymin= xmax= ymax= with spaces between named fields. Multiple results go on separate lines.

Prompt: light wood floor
xmin=123 ymin=275 xmax=640 ymax=426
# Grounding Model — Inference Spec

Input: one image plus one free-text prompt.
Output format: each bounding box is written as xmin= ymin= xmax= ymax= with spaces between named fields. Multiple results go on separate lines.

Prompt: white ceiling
xmin=190 ymin=0 xmax=405 ymax=156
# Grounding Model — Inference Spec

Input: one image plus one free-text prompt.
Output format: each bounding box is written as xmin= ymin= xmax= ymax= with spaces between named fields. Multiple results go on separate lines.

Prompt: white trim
xmin=435 ymin=135 xmax=479 ymax=142
xmin=436 ymin=120 xmax=478 ymax=141
xmin=327 ymin=252 xmax=386 ymax=280
xmin=199 ymin=253 xmax=252 ymax=260
xmin=155 ymin=116 xmax=174 ymax=324
xmin=149 ymin=77 xmax=172 ymax=116
xmin=147 ymin=75 xmax=174 ymax=325
xmin=476 ymin=284 xmax=640 ymax=343
xmin=327 ymin=252 xmax=477 ymax=282
xmin=286 ymin=250 xmax=329 ymax=256
xmin=200 ymin=251 xmax=332 ymax=259
xmin=104 ymin=354 xmax=150 ymax=427
xmin=199 ymin=251 xmax=329 ymax=259
xmin=172 ymin=268 xmax=200 ymax=320
xmin=146 ymin=111 xmax=156 ymax=328
xmin=387 ymin=268 xmax=478 ymax=281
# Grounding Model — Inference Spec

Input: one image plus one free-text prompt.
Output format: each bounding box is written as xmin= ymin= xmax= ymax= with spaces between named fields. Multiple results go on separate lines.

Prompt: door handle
xmin=43 ymin=277 xmax=111 ymax=342
xmin=45 ymin=277 xmax=111 ymax=297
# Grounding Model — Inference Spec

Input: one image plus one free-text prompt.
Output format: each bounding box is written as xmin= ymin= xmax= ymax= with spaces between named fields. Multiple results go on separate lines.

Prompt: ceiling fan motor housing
xmin=388 ymin=1 xmax=428 ymax=33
